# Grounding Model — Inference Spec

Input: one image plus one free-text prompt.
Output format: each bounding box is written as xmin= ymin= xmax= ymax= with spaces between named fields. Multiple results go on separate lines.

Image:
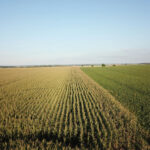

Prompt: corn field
xmin=0 ymin=67 xmax=149 ymax=149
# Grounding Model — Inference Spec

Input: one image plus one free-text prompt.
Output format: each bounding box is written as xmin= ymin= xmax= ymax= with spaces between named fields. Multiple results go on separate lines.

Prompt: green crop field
xmin=81 ymin=65 xmax=150 ymax=131
xmin=0 ymin=67 xmax=149 ymax=149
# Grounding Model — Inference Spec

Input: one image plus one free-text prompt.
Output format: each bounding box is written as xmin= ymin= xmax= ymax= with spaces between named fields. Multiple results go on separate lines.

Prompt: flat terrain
xmin=81 ymin=65 xmax=150 ymax=130
xmin=0 ymin=67 xmax=149 ymax=149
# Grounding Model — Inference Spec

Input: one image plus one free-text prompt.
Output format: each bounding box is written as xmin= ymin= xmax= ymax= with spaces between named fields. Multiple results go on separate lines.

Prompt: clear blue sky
xmin=0 ymin=0 xmax=150 ymax=65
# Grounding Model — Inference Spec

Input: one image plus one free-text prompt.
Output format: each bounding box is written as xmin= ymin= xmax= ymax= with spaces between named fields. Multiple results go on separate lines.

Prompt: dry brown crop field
xmin=0 ymin=67 xmax=149 ymax=149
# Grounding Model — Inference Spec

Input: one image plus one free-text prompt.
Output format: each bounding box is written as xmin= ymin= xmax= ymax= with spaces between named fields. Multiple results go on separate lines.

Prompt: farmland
xmin=81 ymin=65 xmax=150 ymax=130
xmin=0 ymin=67 xmax=149 ymax=149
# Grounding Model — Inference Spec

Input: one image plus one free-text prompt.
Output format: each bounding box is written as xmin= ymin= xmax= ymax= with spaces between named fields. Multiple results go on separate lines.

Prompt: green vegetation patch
xmin=81 ymin=65 xmax=150 ymax=130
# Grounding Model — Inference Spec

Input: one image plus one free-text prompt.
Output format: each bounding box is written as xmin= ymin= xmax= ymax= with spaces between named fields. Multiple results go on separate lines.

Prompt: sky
xmin=0 ymin=0 xmax=150 ymax=65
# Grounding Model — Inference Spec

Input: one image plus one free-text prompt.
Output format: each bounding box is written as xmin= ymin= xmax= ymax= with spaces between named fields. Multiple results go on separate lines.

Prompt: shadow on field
xmin=0 ymin=130 xmax=97 ymax=149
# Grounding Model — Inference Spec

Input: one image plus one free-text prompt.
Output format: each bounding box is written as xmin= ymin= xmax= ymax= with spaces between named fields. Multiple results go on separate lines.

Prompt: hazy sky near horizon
xmin=0 ymin=0 xmax=150 ymax=65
